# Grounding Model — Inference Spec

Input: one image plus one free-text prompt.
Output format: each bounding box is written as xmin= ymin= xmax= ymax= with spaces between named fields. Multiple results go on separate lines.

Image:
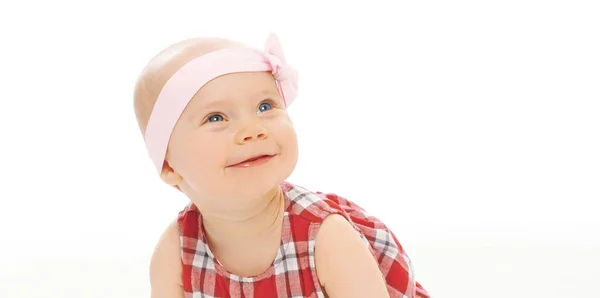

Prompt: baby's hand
xmin=315 ymin=214 xmax=391 ymax=298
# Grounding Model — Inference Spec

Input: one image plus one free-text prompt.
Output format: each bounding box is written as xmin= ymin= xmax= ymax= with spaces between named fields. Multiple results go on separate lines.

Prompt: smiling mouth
xmin=228 ymin=154 xmax=275 ymax=168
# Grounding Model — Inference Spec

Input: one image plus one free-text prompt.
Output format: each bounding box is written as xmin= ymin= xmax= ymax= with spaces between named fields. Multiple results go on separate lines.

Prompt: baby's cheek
xmin=176 ymin=138 xmax=224 ymax=179
xmin=279 ymin=121 xmax=298 ymax=149
xmin=274 ymin=120 xmax=298 ymax=168
xmin=270 ymin=115 xmax=296 ymax=135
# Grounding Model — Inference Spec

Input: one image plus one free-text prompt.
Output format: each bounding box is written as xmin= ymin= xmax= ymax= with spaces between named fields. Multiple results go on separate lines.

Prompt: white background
xmin=1 ymin=0 xmax=599 ymax=297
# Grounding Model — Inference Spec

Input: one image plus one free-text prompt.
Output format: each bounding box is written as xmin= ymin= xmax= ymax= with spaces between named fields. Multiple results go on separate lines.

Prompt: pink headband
xmin=144 ymin=33 xmax=298 ymax=175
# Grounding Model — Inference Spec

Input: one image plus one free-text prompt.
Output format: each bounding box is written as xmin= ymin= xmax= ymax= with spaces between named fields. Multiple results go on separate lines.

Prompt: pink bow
xmin=264 ymin=33 xmax=298 ymax=107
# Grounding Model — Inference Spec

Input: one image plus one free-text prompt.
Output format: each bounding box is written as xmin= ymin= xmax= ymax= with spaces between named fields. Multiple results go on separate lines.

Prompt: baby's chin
xmin=196 ymin=165 xmax=292 ymax=199
xmin=222 ymin=168 xmax=291 ymax=198
xmin=186 ymin=177 xmax=284 ymax=212
xmin=181 ymin=152 xmax=296 ymax=206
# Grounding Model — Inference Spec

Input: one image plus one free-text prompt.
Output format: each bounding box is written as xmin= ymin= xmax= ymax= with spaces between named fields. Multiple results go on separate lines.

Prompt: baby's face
xmin=163 ymin=71 xmax=298 ymax=205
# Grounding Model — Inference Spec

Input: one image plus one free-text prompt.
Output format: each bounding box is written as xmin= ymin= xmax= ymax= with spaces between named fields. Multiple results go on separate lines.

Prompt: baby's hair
xmin=133 ymin=37 xmax=249 ymax=137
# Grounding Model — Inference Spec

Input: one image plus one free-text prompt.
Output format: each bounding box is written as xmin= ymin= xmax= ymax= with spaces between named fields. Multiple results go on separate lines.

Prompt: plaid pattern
xmin=177 ymin=181 xmax=430 ymax=298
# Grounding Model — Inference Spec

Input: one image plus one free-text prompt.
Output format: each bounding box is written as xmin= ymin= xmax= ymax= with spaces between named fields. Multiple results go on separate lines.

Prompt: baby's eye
xmin=258 ymin=102 xmax=272 ymax=113
xmin=207 ymin=114 xmax=224 ymax=122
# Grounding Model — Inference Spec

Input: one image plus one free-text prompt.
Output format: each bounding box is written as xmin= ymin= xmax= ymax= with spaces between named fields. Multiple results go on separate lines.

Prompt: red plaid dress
xmin=177 ymin=181 xmax=430 ymax=298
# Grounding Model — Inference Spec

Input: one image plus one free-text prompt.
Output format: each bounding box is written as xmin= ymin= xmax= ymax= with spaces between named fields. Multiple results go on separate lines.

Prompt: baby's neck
xmin=201 ymin=186 xmax=285 ymax=250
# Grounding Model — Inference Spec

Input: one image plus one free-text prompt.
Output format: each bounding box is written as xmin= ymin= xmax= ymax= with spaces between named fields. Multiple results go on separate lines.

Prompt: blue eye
xmin=258 ymin=102 xmax=272 ymax=113
xmin=207 ymin=114 xmax=224 ymax=122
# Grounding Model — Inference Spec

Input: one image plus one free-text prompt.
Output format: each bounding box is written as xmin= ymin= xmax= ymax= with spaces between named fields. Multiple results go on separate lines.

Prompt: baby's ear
xmin=160 ymin=160 xmax=183 ymax=187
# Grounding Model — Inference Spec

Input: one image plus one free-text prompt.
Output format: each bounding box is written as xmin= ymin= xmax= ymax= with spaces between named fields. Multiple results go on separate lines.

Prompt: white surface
xmin=1 ymin=244 xmax=599 ymax=297
xmin=1 ymin=0 xmax=599 ymax=297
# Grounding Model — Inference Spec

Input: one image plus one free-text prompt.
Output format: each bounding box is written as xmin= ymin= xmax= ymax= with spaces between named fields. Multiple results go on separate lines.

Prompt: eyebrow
xmin=186 ymin=89 xmax=281 ymax=122
xmin=186 ymin=97 xmax=226 ymax=123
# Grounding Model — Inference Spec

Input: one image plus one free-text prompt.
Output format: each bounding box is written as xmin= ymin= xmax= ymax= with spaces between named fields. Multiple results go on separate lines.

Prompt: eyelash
xmin=202 ymin=99 xmax=279 ymax=124
xmin=260 ymin=99 xmax=279 ymax=111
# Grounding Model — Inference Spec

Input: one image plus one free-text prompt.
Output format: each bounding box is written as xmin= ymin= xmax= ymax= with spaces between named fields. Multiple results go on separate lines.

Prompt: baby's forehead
xmin=186 ymin=72 xmax=281 ymax=109
xmin=142 ymin=37 xmax=283 ymax=122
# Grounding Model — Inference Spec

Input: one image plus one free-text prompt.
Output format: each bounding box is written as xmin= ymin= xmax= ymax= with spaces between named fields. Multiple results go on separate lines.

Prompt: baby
xmin=133 ymin=33 xmax=430 ymax=298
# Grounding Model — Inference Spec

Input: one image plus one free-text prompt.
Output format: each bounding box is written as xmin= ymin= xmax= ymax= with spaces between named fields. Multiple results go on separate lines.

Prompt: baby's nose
xmin=236 ymin=124 xmax=268 ymax=144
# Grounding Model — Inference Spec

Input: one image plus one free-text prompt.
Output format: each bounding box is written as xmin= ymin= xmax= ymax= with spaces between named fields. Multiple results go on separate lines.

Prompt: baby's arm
xmin=149 ymin=219 xmax=184 ymax=298
xmin=315 ymin=214 xmax=390 ymax=298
